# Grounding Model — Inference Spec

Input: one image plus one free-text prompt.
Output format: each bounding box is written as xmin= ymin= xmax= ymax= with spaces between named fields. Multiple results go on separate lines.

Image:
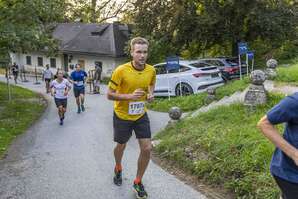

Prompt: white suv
xmin=153 ymin=60 xmax=224 ymax=96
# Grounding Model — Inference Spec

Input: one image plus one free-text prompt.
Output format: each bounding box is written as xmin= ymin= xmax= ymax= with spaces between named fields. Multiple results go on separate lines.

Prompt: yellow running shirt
xmin=108 ymin=62 xmax=156 ymax=121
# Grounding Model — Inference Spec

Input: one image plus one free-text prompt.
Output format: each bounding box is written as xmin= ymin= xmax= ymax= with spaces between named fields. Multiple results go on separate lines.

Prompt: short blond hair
xmin=130 ymin=37 xmax=149 ymax=51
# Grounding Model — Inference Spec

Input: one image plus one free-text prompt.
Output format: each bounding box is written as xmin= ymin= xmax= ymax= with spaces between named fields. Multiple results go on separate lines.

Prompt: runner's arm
xmin=147 ymin=84 xmax=155 ymax=102
xmin=257 ymin=115 xmax=298 ymax=166
xmin=50 ymin=83 xmax=55 ymax=96
xmin=66 ymin=80 xmax=72 ymax=91
xmin=107 ymin=88 xmax=144 ymax=101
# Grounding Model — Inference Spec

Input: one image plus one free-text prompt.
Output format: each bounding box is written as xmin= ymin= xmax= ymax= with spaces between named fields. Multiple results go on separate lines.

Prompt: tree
xmin=0 ymin=0 xmax=67 ymax=57
xmin=130 ymin=0 xmax=298 ymax=63
xmin=66 ymin=0 xmax=131 ymax=23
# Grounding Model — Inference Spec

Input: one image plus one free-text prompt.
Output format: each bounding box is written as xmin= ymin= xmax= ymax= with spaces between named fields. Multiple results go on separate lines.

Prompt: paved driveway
xmin=0 ymin=76 xmax=206 ymax=199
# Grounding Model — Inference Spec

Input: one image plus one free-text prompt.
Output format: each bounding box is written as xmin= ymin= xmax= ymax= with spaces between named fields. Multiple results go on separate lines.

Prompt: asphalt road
xmin=0 ymin=76 xmax=207 ymax=199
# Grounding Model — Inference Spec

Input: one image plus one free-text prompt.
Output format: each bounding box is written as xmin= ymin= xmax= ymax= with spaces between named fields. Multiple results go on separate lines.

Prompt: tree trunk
xmin=91 ymin=0 xmax=97 ymax=23
xmin=231 ymin=39 xmax=239 ymax=57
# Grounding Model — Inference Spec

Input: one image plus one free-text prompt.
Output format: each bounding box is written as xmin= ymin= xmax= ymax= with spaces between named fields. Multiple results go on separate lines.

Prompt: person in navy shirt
xmin=70 ymin=64 xmax=88 ymax=113
xmin=258 ymin=93 xmax=298 ymax=199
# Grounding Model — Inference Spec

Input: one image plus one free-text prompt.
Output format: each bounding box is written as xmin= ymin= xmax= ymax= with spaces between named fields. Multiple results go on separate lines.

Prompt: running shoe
xmin=59 ymin=118 xmax=63 ymax=125
xmin=113 ymin=170 xmax=122 ymax=186
xmin=133 ymin=182 xmax=148 ymax=199
xmin=77 ymin=107 xmax=81 ymax=114
xmin=81 ymin=104 xmax=85 ymax=112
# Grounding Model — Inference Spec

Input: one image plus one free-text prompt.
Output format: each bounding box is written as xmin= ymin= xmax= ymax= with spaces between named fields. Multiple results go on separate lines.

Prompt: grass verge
xmin=275 ymin=61 xmax=298 ymax=86
xmin=0 ymin=82 xmax=46 ymax=158
xmin=148 ymin=78 xmax=250 ymax=112
xmin=154 ymin=93 xmax=284 ymax=198
xmin=0 ymin=68 xmax=5 ymax=75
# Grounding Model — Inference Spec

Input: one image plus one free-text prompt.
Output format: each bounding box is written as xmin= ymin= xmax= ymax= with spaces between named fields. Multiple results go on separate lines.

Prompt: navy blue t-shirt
xmin=267 ymin=93 xmax=298 ymax=183
xmin=70 ymin=70 xmax=87 ymax=88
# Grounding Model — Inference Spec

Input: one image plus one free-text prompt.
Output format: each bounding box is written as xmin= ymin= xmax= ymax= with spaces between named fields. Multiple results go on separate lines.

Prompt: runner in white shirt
xmin=43 ymin=64 xmax=53 ymax=93
xmin=50 ymin=69 xmax=72 ymax=125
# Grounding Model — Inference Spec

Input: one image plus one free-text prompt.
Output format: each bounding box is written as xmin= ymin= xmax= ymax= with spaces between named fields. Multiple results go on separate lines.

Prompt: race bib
xmin=76 ymin=81 xmax=84 ymax=86
xmin=56 ymin=89 xmax=65 ymax=97
xmin=128 ymin=101 xmax=145 ymax=115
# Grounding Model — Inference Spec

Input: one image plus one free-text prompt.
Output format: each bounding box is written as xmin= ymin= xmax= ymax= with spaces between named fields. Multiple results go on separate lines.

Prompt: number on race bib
xmin=76 ymin=81 xmax=84 ymax=86
xmin=128 ymin=101 xmax=145 ymax=115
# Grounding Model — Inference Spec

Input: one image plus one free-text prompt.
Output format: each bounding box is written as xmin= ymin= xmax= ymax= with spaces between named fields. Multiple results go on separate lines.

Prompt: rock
xmin=266 ymin=59 xmax=278 ymax=69
xmin=204 ymin=88 xmax=216 ymax=104
xmin=250 ymin=70 xmax=266 ymax=85
xmin=206 ymin=88 xmax=216 ymax=95
xmin=244 ymin=84 xmax=267 ymax=106
xmin=264 ymin=68 xmax=277 ymax=79
xmin=244 ymin=70 xmax=267 ymax=106
xmin=168 ymin=107 xmax=182 ymax=120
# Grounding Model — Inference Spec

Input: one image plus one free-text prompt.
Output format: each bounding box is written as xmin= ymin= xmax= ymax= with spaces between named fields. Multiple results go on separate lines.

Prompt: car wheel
xmin=175 ymin=83 xmax=193 ymax=96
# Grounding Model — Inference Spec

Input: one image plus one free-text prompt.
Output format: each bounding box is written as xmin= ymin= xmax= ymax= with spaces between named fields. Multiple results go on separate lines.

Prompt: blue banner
xmin=166 ymin=56 xmax=180 ymax=71
xmin=238 ymin=42 xmax=248 ymax=55
xmin=247 ymin=51 xmax=254 ymax=60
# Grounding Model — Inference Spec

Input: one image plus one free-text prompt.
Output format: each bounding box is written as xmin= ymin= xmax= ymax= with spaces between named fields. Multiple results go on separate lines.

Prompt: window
xmin=37 ymin=57 xmax=43 ymax=66
xmin=190 ymin=62 xmax=212 ymax=68
xmin=26 ymin=56 xmax=31 ymax=65
xmin=154 ymin=64 xmax=167 ymax=75
xmin=50 ymin=58 xmax=56 ymax=68
xmin=206 ymin=60 xmax=225 ymax=66
xmin=168 ymin=65 xmax=190 ymax=73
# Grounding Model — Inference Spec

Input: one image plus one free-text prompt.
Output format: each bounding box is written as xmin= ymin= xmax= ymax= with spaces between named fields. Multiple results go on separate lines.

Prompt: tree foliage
xmin=0 ymin=0 xmax=67 ymax=56
xmin=66 ymin=0 xmax=131 ymax=23
xmin=130 ymin=0 xmax=298 ymax=63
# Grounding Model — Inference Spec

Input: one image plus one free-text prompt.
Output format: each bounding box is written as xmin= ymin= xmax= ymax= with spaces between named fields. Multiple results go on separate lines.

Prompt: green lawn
xmin=0 ymin=68 xmax=5 ymax=75
xmin=275 ymin=61 xmax=298 ymax=86
xmin=0 ymin=82 xmax=46 ymax=158
xmin=154 ymin=93 xmax=284 ymax=198
xmin=148 ymin=78 xmax=250 ymax=112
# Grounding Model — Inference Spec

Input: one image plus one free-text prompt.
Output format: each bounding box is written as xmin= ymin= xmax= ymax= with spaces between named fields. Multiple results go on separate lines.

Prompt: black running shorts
xmin=113 ymin=112 xmax=151 ymax=144
xmin=45 ymin=78 xmax=51 ymax=83
xmin=73 ymin=87 xmax=85 ymax=98
xmin=273 ymin=175 xmax=298 ymax=199
xmin=54 ymin=98 xmax=67 ymax=108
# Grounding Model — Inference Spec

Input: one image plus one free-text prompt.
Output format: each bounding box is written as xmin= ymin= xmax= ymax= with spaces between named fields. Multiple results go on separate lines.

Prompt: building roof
xmin=52 ymin=22 xmax=131 ymax=57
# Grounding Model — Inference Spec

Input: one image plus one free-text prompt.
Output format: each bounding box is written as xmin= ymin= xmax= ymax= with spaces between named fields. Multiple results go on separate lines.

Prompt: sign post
xmin=238 ymin=42 xmax=248 ymax=80
xmin=0 ymin=53 xmax=11 ymax=101
xmin=166 ymin=56 xmax=180 ymax=99
xmin=247 ymin=51 xmax=254 ymax=72
xmin=34 ymin=65 xmax=41 ymax=84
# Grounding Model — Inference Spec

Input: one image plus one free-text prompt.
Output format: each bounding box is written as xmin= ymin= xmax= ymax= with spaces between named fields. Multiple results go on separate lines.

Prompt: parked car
xmin=198 ymin=57 xmax=248 ymax=80
xmin=153 ymin=60 xmax=224 ymax=97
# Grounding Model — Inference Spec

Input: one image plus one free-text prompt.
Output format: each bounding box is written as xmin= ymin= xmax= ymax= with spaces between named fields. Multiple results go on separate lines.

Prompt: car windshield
xmin=226 ymin=58 xmax=245 ymax=66
xmin=190 ymin=62 xmax=212 ymax=68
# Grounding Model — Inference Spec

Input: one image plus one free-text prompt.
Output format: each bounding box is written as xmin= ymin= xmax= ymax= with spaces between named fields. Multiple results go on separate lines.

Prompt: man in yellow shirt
xmin=107 ymin=37 xmax=156 ymax=199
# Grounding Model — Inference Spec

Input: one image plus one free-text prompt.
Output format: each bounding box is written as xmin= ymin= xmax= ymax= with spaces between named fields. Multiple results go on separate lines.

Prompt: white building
xmin=10 ymin=22 xmax=131 ymax=77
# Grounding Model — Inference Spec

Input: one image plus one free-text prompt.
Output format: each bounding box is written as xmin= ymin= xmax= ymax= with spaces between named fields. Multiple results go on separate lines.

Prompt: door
xmin=63 ymin=54 xmax=68 ymax=72
xmin=78 ymin=60 xmax=85 ymax=70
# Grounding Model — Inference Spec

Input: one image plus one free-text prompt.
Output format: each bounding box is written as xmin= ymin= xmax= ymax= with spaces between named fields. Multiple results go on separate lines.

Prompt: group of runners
xmin=44 ymin=37 xmax=154 ymax=199
xmin=41 ymin=36 xmax=298 ymax=199
xmin=45 ymin=64 xmax=88 ymax=125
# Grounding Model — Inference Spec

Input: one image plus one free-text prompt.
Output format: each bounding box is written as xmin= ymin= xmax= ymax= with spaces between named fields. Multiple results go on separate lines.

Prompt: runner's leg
xmin=45 ymin=81 xmax=49 ymax=93
xmin=58 ymin=105 xmax=64 ymax=125
xmin=80 ymin=89 xmax=85 ymax=111
xmin=136 ymin=139 xmax=152 ymax=181
xmin=132 ymin=114 xmax=151 ymax=198
xmin=58 ymin=106 xmax=63 ymax=119
xmin=75 ymin=95 xmax=81 ymax=113
xmin=113 ymin=113 xmax=133 ymax=186
xmin=114 ymin=143 xmax=126 ymax=167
